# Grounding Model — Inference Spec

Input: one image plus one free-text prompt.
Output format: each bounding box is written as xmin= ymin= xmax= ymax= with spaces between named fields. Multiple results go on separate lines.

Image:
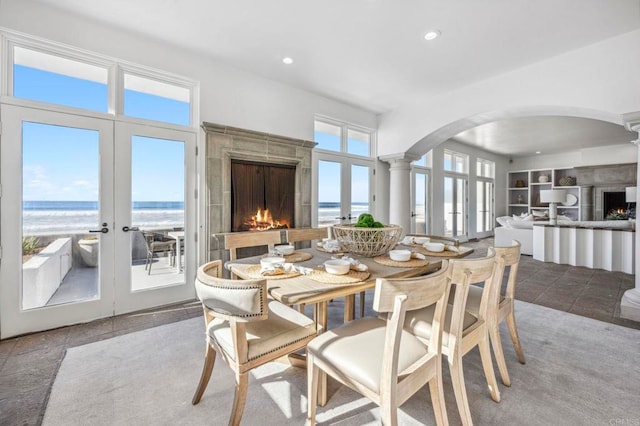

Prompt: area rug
xmin=43 ymin=301 xmax=640 ymax=425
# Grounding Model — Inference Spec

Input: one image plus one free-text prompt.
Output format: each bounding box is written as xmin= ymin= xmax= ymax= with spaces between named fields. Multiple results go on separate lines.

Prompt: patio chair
xmin=463 ymin=240 xmax=525 ymax=386
xmin=192 ymin=260 xmax=317 ymax=426
xmin=306 ymin=264 xmax=451 ymax=426
xmin=143 ymin=231 xmax=175 ymax=275
xmin=403 ymin=251 xmax=503 ymax=426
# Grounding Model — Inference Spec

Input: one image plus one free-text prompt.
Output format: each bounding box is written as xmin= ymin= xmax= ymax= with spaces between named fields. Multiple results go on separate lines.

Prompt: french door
xmin=314 ymin=153 xmax=374 ymax=227
xmin=411 ymin=169 xmax=430 ymax=234
xmin=444 ymin=175 xmax=467 ymax=238
xmin=0 ymin=105 xmax=196 ymax=338
xmin=476 ymin=179 xmax=494 ymax=238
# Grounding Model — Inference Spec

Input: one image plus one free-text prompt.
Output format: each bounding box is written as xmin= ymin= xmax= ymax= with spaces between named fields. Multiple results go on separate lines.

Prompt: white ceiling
xmin=34 ymin=0 xmax=640 ymax=156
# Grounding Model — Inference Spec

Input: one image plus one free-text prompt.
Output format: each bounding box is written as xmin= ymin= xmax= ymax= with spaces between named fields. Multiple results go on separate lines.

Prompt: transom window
xmin=314 ymin=118 xmax=373 ymax=157
xmin=9 ymin=43 xmax=196 ymax=128
xmin=444 ymin=150 xmax=468 ymax=174
xmin=477 ymin=158 xmax=495 ymax=178
xmin=412 ymin=151 xmax=433 ymax=168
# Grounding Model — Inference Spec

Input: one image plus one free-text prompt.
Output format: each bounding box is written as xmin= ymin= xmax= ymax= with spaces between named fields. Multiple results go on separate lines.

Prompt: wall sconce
xmin=540 ymin=189 xmax=567 ymax=226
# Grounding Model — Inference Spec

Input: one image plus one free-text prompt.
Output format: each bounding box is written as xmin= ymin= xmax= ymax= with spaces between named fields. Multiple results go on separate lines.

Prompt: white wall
xmin=510 ymin=143 xmax=638 ymax=171
xmin=378 ymin=29 xmax=640 ymax=157
xmin=0 ymin=0 xmax=377 ymax=140
xmin=429 ymin=141 xmax=509 ymax=239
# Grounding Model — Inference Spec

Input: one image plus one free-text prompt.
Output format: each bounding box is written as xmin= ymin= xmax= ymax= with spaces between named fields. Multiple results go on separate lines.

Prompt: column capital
xmin=622 ymin=111 xmax=640 ymax=145
xmin=379 ymin=152 xmax=421 ymax=167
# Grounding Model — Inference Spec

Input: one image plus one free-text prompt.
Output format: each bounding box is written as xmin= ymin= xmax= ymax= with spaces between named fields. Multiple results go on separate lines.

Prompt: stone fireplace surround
xmin=576 ymin=163 xmax=637 ymax=220
xmin=203 ymin=122 xmax=315 ymax=262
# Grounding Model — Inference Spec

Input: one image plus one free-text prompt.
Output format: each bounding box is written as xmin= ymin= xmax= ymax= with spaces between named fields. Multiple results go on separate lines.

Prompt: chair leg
xmin=428 ymin=363 xmax=449 ymax=426
xmin=307 ymin=352 xmax=319 ymax=425
xmin=449 ymin=354 xmax=473 ymax=426
xmin=359 ymin=291 xmax=365 ymax=318
xmin=478 ymin=334 xmax=501 ymax=403
xmin=192 ymin=343 xmax=216 ymax=405
xmin=229 ymin=372 xmax=249 ymax=426
xmin=506 ymin=311 xmax=526 ymax=364
xmin=488 ymin=322 xmax=511 ymax=387
xmin=380 ymin=399 xmax=398 ymax=426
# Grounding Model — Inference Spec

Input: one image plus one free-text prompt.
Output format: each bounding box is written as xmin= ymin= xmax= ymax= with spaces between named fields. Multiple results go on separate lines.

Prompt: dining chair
xmin=192 ymin=260 xmax=318 ymax=426
xmin=403 ymin=251 xmax=503 ymax=426
xmin=406 ymin=233 xmax=460 ymax=247
xmin=224 ymin=229 xmax=283 ymax=261
xmin=142 ymin=231 xmax=176 ymax=275
xmin=462 ymin=240 xmax=525 ymax=386
xmin=286 ymin=227 xmax=367 ymax=318
xmin=307 ymin=264 xmax=451 ymax=426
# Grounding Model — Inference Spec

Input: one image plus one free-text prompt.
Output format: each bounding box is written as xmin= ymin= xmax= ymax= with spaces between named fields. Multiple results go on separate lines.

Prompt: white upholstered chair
xmin=306 ymin=264 xmax=451 ymax=426
xmin=192 ymin=260 xmax=318 ymax=426
xmin=463 ymin=240 xmax=525 ymax=386
xmin=403 ymin=252 xmax=503 ymax=426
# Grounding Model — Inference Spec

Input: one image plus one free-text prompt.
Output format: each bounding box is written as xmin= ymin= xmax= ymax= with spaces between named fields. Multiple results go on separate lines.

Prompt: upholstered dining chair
xmin=306 ymin=264 xmax=452 ymax=426
xmin=192 ymin=260 xmax=318 ymax=426
xmin=403 ymin=251 xmax=503 ymax=426
xmin=462 ymin=240 xmax=525 ymax=386
xmin=142 ymin=231 xmax=176 ymax=275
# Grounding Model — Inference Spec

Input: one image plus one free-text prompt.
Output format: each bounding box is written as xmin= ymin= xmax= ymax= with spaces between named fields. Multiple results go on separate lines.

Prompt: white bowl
xmin=260 ymin=256 xmax=285 ymax=269
xmin=389 ymin=249 xmax=411 ymax=262
xmin=275 ymin=244 xmax=295 ymax=255
xmin=413 ymin=237 xmax=430 ymax=244
xmin=423 ymin=242 xmax=445 ymax=252
xmin=324 ymin=259 xmax=351 ymax=275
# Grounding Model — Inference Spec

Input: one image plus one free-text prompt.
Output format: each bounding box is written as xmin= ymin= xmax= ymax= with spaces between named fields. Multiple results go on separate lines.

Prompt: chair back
xmin=195 ymin=260 xmax=268 ymax=322
xmin=406 ymin=233 xmax=460 ymax=247
xmin=224 ymin=230 xmax=282 ymax=260
xmin=493 ymin=240 xmax=522 ymax=300
xmin=286 ymin=228 xmax=328 ymax=244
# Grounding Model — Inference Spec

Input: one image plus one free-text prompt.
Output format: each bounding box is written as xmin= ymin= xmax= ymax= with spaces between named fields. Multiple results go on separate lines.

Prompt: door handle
xmin=89 ymin=223 xmax=109 ymax=233
xmin=122 ymin=226 xmax=140 ymax=232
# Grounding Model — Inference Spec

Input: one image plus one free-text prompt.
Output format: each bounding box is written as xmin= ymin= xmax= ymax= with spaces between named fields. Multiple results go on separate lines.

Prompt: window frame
xmin=444 ymin=149 xmax=469 ymax=174
xmin=313 ymin=116 xmax=376 ymax=159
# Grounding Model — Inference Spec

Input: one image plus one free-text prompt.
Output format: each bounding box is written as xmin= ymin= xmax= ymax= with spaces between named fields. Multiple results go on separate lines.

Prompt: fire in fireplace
xmin=604 ymin=191 xmax=628 ymax=220
xmin=231 ymin=160 xmax=295 ymax=232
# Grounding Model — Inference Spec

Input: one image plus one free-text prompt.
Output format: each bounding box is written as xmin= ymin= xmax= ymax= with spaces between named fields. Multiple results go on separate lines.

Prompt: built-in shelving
xmin=507 ymin=168 xmax=581 ymax=220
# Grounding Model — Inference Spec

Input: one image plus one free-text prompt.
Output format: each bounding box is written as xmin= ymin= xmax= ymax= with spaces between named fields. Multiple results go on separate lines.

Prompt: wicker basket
xmin=332 ymin=224 xmax=403 ymax=257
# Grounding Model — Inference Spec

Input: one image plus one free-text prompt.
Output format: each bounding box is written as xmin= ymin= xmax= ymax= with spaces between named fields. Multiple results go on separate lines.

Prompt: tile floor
xmin=0 ymin=239 xmax=638 ymax=425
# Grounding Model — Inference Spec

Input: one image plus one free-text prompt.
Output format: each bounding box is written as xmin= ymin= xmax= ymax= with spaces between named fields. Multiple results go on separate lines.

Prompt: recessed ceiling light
xmin=282 ymin=57 xmax=294 ymax=65
xmin=535 ymin=151 xmax=541 ymax=154
xmin=424 ymin=30 xmax=441 ymax=41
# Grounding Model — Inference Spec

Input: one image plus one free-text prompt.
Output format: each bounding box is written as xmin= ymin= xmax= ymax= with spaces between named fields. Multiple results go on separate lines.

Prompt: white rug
xmin=43 ymin=302 xmax=640 ymax=425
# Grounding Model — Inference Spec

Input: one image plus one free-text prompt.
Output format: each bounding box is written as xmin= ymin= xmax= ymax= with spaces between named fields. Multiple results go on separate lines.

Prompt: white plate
xmin=562 ymin=194 xmax=578 ymax=206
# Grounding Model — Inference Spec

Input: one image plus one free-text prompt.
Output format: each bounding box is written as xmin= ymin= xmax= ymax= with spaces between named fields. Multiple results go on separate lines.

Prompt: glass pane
xmin=485 ymin=182 xmax=493 ymax=231
xmin=456 ymin=178 xmax=465 ymax=236
xmin=444 ymin=152 xmax=452 ymax=171
xmin=444 ymin=177 xmax=453 ymax=237
xmin=412 ymin=155 xmax=427 ymax=167
xmin=414 ymin=173 xmax=426 ymax=233
xmin=130 ymin=136 xmax=185 ymax=290
xmin=14 ymin=47 xmax=108 ymax=112
xmin=22 ymin=122 xmax=100 ymax=309
xmin=351 ymin=165 xmax=370 ymax=223
xmin=485 ymin=162 xmax=493 ymax=178
xmin=124 ymin=74 xmax=190 ymax=126
xmin=318 ymin=160 xmax=341 ymax=227
xmin=314 ymin=121 xmax=341 ymax=152
xmin=476 ymin=181 xmax=485 ymax=232
xmin=455 ymin=155 xmax=465 ymax=173
xmin=347 ymin=128 xmax=370 ymax=156
xmin=477 ymin=160 xmax=483 ymax=177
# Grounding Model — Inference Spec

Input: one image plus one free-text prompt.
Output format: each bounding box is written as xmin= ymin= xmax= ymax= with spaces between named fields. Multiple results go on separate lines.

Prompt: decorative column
xmin=621 ymin=112 xmax=640 ymax=321
xmin=380 ymin=153 xmax=420 ymax=236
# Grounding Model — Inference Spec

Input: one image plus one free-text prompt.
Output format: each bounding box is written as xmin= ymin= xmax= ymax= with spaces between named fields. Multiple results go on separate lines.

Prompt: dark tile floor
xmin=0 ymin=240 xmax=638 ymax=425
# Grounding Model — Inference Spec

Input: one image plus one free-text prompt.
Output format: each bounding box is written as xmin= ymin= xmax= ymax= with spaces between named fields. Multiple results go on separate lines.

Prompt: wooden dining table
xmin=226 ymin=243 xmax=474 ymax=405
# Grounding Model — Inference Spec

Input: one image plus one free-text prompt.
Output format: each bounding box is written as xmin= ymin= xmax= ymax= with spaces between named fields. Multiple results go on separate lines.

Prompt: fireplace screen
xmin=231 ymin=160 xmax=295 ymax=232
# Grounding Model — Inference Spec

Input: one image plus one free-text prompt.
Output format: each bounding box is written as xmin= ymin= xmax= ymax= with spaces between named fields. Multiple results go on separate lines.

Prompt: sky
xmin=15 ymin=65 xmax=188 ymax=203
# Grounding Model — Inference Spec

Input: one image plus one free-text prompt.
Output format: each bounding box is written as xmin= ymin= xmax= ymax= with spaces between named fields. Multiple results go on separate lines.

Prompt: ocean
xmin=22 ymin=201 xmax=372 ymax=235
xmin=22 ymin=201 xmax=184 ymax=235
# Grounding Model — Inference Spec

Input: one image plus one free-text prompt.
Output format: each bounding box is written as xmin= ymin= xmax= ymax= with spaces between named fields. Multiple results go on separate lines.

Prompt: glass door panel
xmin=130 ymin=136 xmax=185 ymax=291
xmin=22 ymin=122 xmax=101 ymax=309
xmin=456 ymin=178 xmax=466 ymax=237
xmin=444 ymin=175 xmax=467 ymax=238
xmin=476 ymin=180 xmax=493 ymax=234
xmin=444 ymin=177 xmax=454 ymax=236
xmin=318 ymin=160 xmax=342 ymax=227
xmin=350 ymin=164 xmax=370 ymax=223
xmin=412 ymin=172 xmax=428 ymax=234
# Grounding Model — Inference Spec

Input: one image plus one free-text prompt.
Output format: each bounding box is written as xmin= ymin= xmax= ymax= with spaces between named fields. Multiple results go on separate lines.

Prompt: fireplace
xmin=231 ymin=160 xmax=295 ymax=231
xmin=576 ymin=163 xmax=637 ymax=220
xmin=603 ymin=191 xmax=627 ymax=219
xmin=203 ymin=122 xmax=316 ymax=262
